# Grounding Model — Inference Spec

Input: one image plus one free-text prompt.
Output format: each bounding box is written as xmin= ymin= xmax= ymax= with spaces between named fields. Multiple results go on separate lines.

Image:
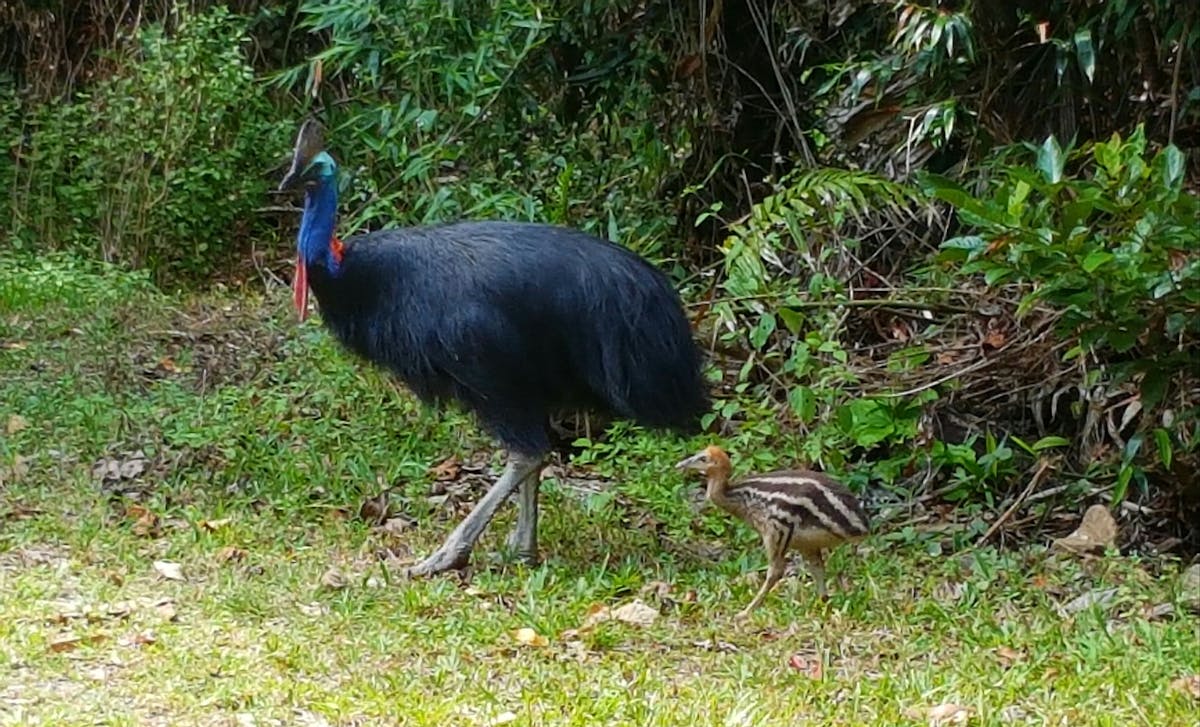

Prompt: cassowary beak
xmin=675 ymin=453 xmax=704 ymax=471
xmin=279 ymin=159 xmax=305 ymax=192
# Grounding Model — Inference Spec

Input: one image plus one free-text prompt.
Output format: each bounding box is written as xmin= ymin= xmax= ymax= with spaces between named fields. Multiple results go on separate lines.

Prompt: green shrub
xmin=8 ymin=6 xmax=288 ymax=282
xmin=926 ymin=127 xmax=1200 ymax=499
xmin=277 ymin=0 xmax=688 ymax=260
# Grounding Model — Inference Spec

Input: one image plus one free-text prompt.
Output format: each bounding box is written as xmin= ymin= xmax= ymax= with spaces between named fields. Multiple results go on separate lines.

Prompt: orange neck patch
xmin=330 ymin=235 xmax=345 ymax=265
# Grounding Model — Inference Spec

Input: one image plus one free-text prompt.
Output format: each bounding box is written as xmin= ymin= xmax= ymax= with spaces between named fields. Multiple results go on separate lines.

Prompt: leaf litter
xmin=152 ymin=560 xmax=185 ymax=582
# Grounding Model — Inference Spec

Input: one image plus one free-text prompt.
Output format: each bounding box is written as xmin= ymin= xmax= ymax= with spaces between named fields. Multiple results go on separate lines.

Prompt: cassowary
xmin=277 ymin=120 xmax=709 ymax=576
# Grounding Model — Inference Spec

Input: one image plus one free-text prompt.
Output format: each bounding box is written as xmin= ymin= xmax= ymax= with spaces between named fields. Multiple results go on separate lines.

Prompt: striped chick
xmin=677 ymin=444 xmax=870 ymax=617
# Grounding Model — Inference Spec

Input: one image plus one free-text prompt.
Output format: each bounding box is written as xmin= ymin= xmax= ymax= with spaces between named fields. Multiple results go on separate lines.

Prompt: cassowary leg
xmin=504 ymin=469 xmax=542 ymax=564
xmin=406 ymin=452 xmax=543 ymax=578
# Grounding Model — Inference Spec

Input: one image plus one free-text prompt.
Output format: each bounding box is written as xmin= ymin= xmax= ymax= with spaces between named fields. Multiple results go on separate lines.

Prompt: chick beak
xmin=675 ymin=453 xmax=703 ymax=471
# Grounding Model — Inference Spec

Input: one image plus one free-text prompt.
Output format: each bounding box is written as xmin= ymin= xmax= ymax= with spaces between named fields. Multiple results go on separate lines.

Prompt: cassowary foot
xmin=405 ymin=545 xmax=472 ymax=578
xmin=408 ymin=452 xmax=543 ymax=579
xmin=502 ymin=528 xmax=541 ymax=566
xmin=502 ymin=466 xmax=541 ymax=566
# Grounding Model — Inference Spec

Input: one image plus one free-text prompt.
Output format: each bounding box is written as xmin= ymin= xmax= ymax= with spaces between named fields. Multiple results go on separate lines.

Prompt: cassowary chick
xmin=677 ymin=445 xmax=869 ymax=617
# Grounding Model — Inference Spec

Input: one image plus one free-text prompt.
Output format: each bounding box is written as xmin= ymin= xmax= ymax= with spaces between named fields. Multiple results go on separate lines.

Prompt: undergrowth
xmin=2 ymin=255 xmax=1199 ymax=726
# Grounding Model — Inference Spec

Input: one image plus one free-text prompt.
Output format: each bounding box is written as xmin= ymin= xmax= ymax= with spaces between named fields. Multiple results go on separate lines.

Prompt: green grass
xmin=2 ymin=256 xmax=1198 ymax=726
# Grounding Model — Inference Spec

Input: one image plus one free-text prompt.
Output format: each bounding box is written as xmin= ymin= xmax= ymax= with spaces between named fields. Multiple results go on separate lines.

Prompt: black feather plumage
xmin=308 ymin=221 xmax=710 ymax=455
xmin=278 ymin=119 xmax=709 ymax=574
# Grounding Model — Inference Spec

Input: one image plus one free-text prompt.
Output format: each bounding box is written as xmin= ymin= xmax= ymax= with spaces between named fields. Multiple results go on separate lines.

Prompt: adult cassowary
xmin=278 ymin=120 xmax=709 ymax=576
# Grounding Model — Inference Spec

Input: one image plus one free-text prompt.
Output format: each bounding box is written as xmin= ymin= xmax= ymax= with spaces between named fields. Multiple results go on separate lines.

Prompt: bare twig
xmin=976 ymin=457 xmax=1057 ymax=546
xmin=1167 ymin=13 xmax=1193 ymax=145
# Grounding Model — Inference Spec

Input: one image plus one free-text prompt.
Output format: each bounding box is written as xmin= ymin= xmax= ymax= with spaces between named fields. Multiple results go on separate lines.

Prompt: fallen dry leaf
xmin=1053 ymin=504 xmax=1118 ymax=555
xmin=293 ymin=709 xmax=332 ymax=727
xmin=216 ymin=546 xmax=247 ymax=563
xmin=925 ymin=703 xmax=972 ymax=725
xmin=934 ymin=581 xmax=966 ymax=603
xmin=1142 ymin=602 xmax=1175 ymax=621
xmin=2 ymin=503 xmax=44 ymax=521
xmin=429 ymin=456 xmax=462 ymax=481
xmin=127 ymin=505 xmax=161 ymax=538
xmin=787 ymin=652 xmax=823 ymax=679
xmin=48 ymin=633 xmax=105 ymax=653
xmin=152 ymin=560 xmax=185 ymax=582
xmin=692 ymin=638 xmax=739 ymax=653
xmin=488 ymin=711 xmax=518 ymax=726
xmin=357 ymin=492 xmax=391 ymax=524
xmin=298 ymin=602 xmax=328 ymax=617
xmin=1170 ymin=674 xmax=1200 ymax=700
xmin=513 ymin=627 xmax=549 ymax=647
xmin=995 ymin=645 xmax=1023 ymax=668
xmin=197 ymin=518 xmax=232 ymax=532
xmin=611 ymin=599 xmax=659 ymax=627
xmin=0 ymin=454 xmax=30 ymax=486
xmin=6 ymin=414 xmax=28 ymax=435
xmin=1060 ymin=587 xmax=1118 ymax=615
xmin=378 ymin=516 xmax=414 ymax=537
xmin=981 ymin=328 xmax=1007 ymax=350
xmin=48 ymin=634 xmax=82 ymax=653
xmin=1181 ymin=564 xmax=1200 ymax=613
xmin=639 ymin=580 xmax=673 ymax=601
xmin=118 ymin=630 xmax=157 ymax=647
xmin=320 ymin=568 xmax=348 ymax=590
xmin=92 ymin=453 xmax=147 ymax=483
xmin=154 ymin=599 xmax=178 ymax=622
xmin=580 ymin=603 xmax=611 ymax=631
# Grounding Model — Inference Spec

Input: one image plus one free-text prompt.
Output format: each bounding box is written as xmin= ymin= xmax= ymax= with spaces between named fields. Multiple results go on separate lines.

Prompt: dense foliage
xmin=2 ymin=0 xmax=1197 ymax=543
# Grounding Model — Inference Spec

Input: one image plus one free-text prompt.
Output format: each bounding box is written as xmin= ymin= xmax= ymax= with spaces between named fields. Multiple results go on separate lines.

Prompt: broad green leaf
xmin=749 ymin=313 xmax=776 ymax=349
xmin=1141 ymin=367 xmax=1168 ymax=408
xmin=1154 ymin=428 xmax=1173 ymax=469
xmin=1080 ymin=250 xmax=1113 ymax=272
xmin=984 ymin=266 xmax=1012 ymax=285
xmin=777 ymin=307 xmax=804 ymax=335
xmin=1037 ymin=135 xmax=1065 ymax=184
xmin=1032 ymin=436 xmax=1071 ymax=451
xmin=788 ymin=387 xmax=816 ymax=422
xmin=1113 ymin=465 xmax=1133 ymax=503
xmin=1123 ymin=433 xmax=1144 ymax=463
xmin=1073 ymin=29 xmax=1095 ymax=83
xmin=1152 ymin=279 xmax=1175 ymax=299
xmin=1159 ymin=145 xmax=1185 ymax=189
xmin=939 ymin=235 xmax=986 ymax=252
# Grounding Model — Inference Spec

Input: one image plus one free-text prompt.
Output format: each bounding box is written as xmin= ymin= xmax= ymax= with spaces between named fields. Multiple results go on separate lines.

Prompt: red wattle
xmin=293 ymin=254 xmax=309 ymax=322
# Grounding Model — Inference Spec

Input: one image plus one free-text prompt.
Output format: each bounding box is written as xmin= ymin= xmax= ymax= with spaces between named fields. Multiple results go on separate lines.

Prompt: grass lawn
xmin=2 ymin=257 xmax=1198 ymax=726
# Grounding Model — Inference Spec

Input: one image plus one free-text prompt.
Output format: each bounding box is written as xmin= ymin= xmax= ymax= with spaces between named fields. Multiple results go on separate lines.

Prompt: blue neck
xmin=298 ymin=177 xmax=339 ymax=271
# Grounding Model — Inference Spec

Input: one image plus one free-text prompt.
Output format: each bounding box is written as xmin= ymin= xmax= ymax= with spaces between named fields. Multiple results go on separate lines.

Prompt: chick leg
xmin=736 ymin=531 xmax=787 ymax=619
xmin=504 ymin=468 xmax=541 ymax=565
xmin=407 ymin=452 xmax=543 ymax=577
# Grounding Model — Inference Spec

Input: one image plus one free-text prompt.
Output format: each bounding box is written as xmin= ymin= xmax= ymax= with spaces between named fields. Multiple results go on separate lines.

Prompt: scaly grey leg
xmin=504 ymin=468 xmax=542 ymax=564
xmin=406 ymin=452 xmax=543 ymax=577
